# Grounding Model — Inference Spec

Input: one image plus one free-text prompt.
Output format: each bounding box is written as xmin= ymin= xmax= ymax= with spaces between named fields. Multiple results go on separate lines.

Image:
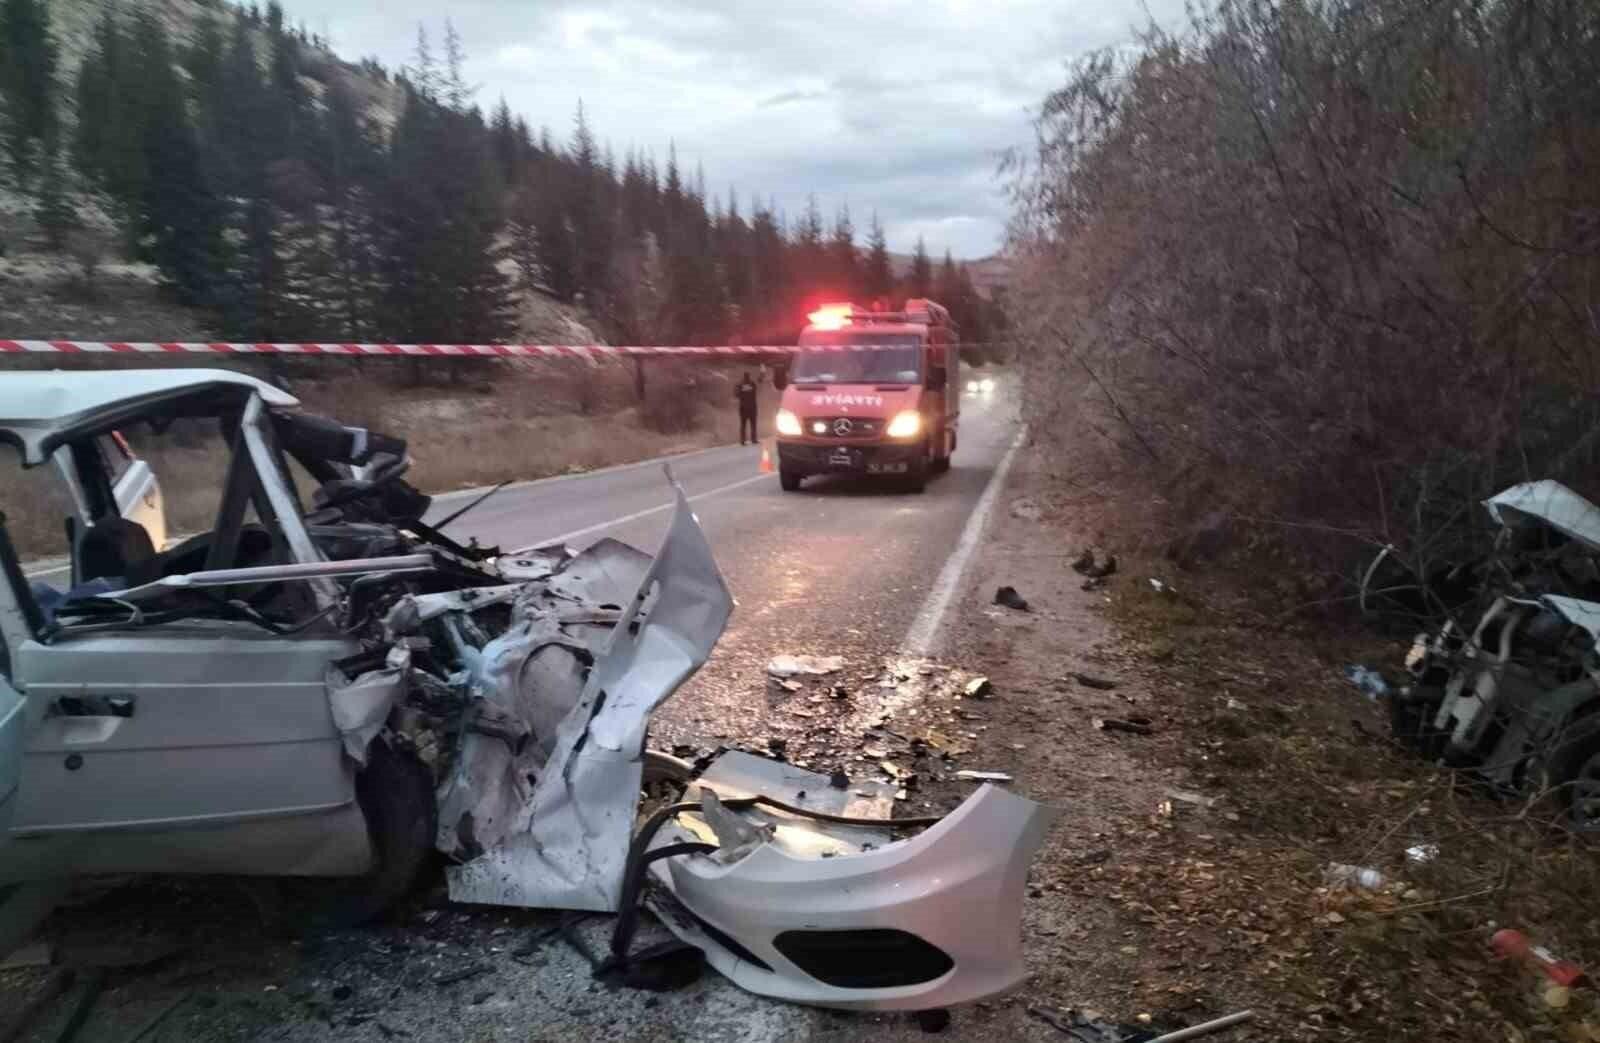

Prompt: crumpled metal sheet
xmin=1485 ymin=480 xmax=1600 ymax=551
xmin=325 ymin=646 xmax=410 ymax=765
xmin=447 ymin=477 xmax=733 ymax=910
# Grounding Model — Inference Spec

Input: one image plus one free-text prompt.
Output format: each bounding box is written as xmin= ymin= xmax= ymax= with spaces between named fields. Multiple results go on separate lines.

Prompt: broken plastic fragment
xmin=767 ymin=654 xmax=846 ymax=678
xmin=956 ymin=770 xmax=1013 ymax=783
xmin=699 ymin=788 xmax=775 ymax=864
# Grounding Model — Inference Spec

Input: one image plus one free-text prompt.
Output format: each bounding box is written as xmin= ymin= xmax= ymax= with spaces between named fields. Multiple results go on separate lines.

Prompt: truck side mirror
xmin=927 ymin=366 xmax=947 ymax=392
xmin=773 ymin=366 xmax=789 ymax=390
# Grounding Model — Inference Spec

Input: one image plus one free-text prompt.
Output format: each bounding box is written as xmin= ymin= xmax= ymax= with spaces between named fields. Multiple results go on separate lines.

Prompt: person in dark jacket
xmin=736 ymin=371 xmax=758 ymax=445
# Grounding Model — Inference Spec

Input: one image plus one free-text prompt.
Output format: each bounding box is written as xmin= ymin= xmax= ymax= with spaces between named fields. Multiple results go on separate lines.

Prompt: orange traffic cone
xmin=759 ymin=443 xmax=774 ymax=473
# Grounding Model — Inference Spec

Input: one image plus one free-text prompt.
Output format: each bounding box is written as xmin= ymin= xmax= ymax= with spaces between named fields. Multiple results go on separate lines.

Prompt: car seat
xmin=77 ymin=517 xmax=157 ymax=585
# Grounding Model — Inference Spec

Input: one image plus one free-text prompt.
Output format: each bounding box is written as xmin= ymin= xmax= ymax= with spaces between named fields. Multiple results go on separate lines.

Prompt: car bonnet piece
xmin=644 ymin=751 xmax=1061 ymax=1010
xmin=1485 ymin=481 xmax=1600 ymax=552
xmin=447 ymin=474 xmax=733 ymax=911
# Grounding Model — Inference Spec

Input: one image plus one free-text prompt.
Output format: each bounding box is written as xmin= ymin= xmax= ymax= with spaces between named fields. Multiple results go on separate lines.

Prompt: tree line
xmin=0 ymin=0 xmax=1005 ymax=347
xmin=1009 ymin=0 xmax=1600 ymax=573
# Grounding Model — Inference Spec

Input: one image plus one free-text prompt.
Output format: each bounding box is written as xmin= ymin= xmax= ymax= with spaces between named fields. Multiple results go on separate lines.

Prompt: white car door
xmin=101 ymin=433 xmax=166 ymax=549
xmin=0 ymin=676 xmax=23 ymax=839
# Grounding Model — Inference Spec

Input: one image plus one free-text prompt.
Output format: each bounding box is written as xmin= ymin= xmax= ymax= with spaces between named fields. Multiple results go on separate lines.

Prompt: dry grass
xmin=1101 ymin=553 xmax=1600 ymax=1042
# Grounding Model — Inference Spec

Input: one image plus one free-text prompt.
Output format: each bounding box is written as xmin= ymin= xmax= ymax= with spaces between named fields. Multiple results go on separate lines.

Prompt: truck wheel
xmin=320 ymin=739 xmax=438 ymax=927
xmin=779 ymin=468 xmax=802 ymax=492
xmin=1538 ymin=713 xmax=1600 ymax=834
xmin=904 ymin=451 xmax=929 ymax=494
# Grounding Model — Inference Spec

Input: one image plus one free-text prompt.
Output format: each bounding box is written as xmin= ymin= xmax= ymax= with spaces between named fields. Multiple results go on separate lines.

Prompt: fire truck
xmin=773 ymin=299 xmax=960 ymax=493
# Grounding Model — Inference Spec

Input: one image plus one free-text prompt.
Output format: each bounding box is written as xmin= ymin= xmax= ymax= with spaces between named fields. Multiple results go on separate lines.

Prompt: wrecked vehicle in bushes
xmin=0 ymin=369 xmax=1057 ymax=1011
xmin=1391 ymin=480 xmax=1600 ymax=830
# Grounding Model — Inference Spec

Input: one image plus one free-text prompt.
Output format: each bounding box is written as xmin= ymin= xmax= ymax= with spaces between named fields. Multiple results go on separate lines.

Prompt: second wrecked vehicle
xmin=1392 ymin=480 xmax=1600 ymax=831
xmin=0 ymin=369 xmax=1057 ymax=1011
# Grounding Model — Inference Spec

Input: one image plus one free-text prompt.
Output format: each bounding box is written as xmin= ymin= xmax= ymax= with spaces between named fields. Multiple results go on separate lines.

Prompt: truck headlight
xmin=776 ymin=409 xmax=802 ymax=436
xmin=886 ymin=411 xmax=922 ymax=438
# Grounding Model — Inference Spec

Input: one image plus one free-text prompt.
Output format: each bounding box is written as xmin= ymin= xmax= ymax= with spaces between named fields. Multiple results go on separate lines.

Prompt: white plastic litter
xmin=766 ymin=654 xmax=846 ymax=678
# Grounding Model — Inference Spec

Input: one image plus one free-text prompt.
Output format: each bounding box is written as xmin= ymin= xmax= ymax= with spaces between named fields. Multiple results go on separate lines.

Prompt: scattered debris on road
xmin=766 ymin=654 xmax=847 ymax=677
xmin=955 ymin=770 xmax=1013 ymax=783
xmin=1073 ymin=550 xmax=1118 ymax=579
xmin=1094 ymin=716 xmax=1154 ymax=736
xmin=1342 ymin=663 xmax=1390 ymax=701
xmin=994 ymin=585 xmax=1031 ymax=611
xmin=1071 ymin=672 xmax=1119 ymax=690
xmin=1324 ymin=863 xmax=1387 ymax=890
xmin=964 ymin=676 xmax=994 ymax=699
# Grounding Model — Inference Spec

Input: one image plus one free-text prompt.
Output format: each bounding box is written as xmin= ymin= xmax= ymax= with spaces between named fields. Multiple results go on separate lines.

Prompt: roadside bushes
xmin=1009 ymin=0 xmax=1600 ymax=584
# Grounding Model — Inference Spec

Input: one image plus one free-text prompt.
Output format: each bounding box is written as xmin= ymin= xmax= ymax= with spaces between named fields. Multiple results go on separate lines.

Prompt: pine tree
xmin=442 ymin=19 xmax=471 ymax=112
xmin=935 ymin=249 xmax=960 ymax=304
xmin=0 ymin=0 xmax=59 ymax=178
xmin=317 ymin=79 xmax=386 ymax=339
xmin=864 ymin=211 xmax=893 ymax=305
xmin=490 ymin=97 xmax=518 ymax=183
xmin=378 ymin=85 xmax=514 ymax=343
xmin=908 ymin=236 xmax=933 ymax=298
xmin=34 ymin=141 xmax=75 ymax=248
xmin=828 ymin=204 xmax=858 ymax=298
xmin=129 ymin=9 xmax=222 ymax=305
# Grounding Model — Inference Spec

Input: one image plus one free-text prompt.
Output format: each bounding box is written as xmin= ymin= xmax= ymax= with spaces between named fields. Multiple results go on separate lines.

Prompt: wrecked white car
xmin=1394 ymin=480 xmax=1600 ymax=830
xmin=0 ymin=369 xmax=1056 ymax=1011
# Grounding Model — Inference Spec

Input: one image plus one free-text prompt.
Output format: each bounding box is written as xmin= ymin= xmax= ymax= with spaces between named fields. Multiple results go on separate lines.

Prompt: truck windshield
xmin=792 ymin=333 xmax=923 ymax=384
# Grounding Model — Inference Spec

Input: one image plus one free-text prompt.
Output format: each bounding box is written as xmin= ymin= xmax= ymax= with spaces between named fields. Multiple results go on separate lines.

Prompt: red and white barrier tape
xmin=0 ymin=340 xmax=910 ymax=357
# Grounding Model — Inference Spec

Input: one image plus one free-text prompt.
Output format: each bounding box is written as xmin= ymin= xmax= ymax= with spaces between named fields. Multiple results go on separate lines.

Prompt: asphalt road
xmin=428 ymin=382 xmax=1022 ymax=761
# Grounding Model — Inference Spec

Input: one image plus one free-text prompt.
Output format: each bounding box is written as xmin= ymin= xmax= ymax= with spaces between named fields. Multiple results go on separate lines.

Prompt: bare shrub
xmin=638 ymin=362 xmax=702 ymax=434
xmin=1009 ymin=0 xmax=1600 ymax=584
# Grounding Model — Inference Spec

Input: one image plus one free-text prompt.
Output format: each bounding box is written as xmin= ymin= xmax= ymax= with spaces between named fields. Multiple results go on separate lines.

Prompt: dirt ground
xmin=874 ymin=449 xmax=1600 ymax=1042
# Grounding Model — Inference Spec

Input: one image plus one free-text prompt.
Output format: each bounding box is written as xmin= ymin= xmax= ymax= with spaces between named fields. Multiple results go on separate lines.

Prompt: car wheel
xmin=321 ymin=739 xmax=438 ymax=927
xmin=779 ymin=468 xmax=802 ymax=492
xmin=1538 ymin=713 xmax=1600 ymax=834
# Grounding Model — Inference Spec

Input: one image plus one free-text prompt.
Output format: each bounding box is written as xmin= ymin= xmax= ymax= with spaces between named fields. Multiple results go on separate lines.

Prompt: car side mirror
xmin=927 ymin=367 xmax=947 ymax=392
xmin=773 ymin=366 xmax=789 ymax=391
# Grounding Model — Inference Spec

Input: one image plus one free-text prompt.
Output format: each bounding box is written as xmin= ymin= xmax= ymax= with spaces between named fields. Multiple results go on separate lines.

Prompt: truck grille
xmin=807 ymin=416 xmax=881 ymax=439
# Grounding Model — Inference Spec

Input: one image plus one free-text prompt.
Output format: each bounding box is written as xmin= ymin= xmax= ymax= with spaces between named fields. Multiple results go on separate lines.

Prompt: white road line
xmin=902 ymin=426 xmax=1027 ymax=656
xmin=506 ymin=471 xmax=774 ymax=554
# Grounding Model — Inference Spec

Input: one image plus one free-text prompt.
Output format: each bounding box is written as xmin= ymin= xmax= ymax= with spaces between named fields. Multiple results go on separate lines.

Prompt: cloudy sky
xmin=309 ymin=0 xmax=1188 ymax=259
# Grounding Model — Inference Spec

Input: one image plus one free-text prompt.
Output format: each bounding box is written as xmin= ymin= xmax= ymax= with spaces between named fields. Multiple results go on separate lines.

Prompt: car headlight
xmin=966 ymin=380 xmax=978 ymax=393
xmin=775 ymin=409 xmax=802 ymax=436
xmin=885 ymin=411 xmax=922 ymax=438
xmin=980 ymin=378 xmax=995 ymax=392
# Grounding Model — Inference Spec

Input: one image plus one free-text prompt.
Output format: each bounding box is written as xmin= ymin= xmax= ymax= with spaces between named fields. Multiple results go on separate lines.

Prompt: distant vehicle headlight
xmin=885 ymin=411 xmax=922 ymax=439
xmin=776 ymin=409 xmax=802 ymax=436
xmin=966 ymin=380 xmax=979 ymax=393
xmin=980 ymin=378 xmax=996 ymax=393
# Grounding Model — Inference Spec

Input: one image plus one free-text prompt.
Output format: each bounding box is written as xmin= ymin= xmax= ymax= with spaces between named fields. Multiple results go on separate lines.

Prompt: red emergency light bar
xmin=805 ymin=299 xmax=951 ymax=330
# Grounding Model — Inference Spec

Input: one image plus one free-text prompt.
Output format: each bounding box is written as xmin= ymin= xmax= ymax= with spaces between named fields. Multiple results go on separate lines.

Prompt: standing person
xmin=736 ymin=371 xmax=759 ymax=445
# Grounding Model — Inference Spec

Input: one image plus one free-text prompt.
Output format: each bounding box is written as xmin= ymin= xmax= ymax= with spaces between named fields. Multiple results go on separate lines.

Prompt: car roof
xmin=0 ymin=368 xmax=298 ymax=465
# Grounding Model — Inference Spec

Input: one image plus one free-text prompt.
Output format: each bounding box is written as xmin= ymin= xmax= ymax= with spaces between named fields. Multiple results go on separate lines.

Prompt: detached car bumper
xmin=777 ymin=441 xmax=923 ymax=476
xmin=646 ymin=753 xmax=1060 ymax=1010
